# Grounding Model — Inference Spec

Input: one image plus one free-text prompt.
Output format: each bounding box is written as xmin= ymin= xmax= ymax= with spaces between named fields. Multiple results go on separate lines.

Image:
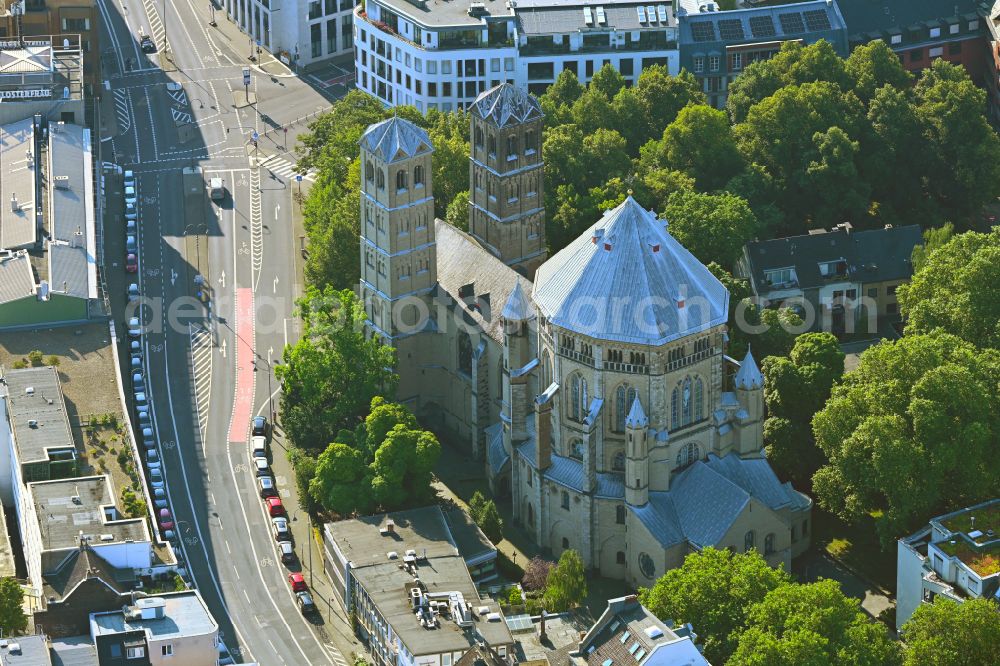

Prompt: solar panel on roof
xmin=717 ymin=18 xmax=745 ymax=41
xmin=584 ymin=6 xmax=593 ymax=25
xmin=778 ymin=12 xmax=806 ymax=34
xmin=749 ymin=15 xmax=776 ymax=38
xmin=647 ymin=6 xmax=656 ymax=23
xmin=637 ymin=6 xmax=646 ymax=22
xmin=690 ymin=21 xmax=716 ymax=42
xmin=657 ymin=5 xmax=668 ymax=23
xmin=803 ymin=9 xmax=832 ymax=31
xmin=596 ymin=6 xmax=606 ymax=24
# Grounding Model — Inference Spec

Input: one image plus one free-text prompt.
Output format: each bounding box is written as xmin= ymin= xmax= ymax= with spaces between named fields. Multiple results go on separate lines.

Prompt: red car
xmin=125 ymin=253 xmax=138 ymax=273
xmin=266 ymin=496 xmax=285 ymax=517
xmin=288 ymin=572 xmax=307 ymax=592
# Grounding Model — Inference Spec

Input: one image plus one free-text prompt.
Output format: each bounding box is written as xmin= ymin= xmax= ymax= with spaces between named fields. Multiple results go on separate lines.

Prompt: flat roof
xmin=47 ymin=122 xmax=95 ymax=299
xmin=50 ymin=635 xmax=99 ymax=666
xmin=933 ymin=499 xmax=1000 ymax=578
xmin=2 ymin=365 xmax=75 ymax=465
xmin=0 ymin=119 xmax=38 ymax=250
xmin=518 ymin=1 xmax=674 ymax=36
xmin=0 ymin=37 xmax=84 ymax=101
xmin=29 ymin=475 xmax=149 ymax=552
xmin=371 ymin=0 xmax=507 ymax=28
xmin=0 ymin=250 xmax=35 ymax=305
xmin=90 ymin=590 xmax=219 ymax=641
xmin=0 ymin=634 xmax=50 ymax=665
xmin=326 ymin=506 xmax=513 ymax=655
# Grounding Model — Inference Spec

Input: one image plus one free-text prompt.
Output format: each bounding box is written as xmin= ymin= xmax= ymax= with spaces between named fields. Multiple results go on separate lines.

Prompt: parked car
xmin=295 ymin=591 xmax=317 ymax=616
xmin=127 ymin=317 xmax=141 ymax=338
xmin=125 ymin=201 xmax=138 ymax=221
xmin=129 ymin=355 xmax=142 ymax=373
xmin=252 ymin=415 xmax=269 ymax=439
xmin=159 ymin=508 xmax=173 ymax=531
xmin=287 ymin=572 xmax=307 ymax=592
xmin=253 ymin=456 xmax=269 ymax=477
xmin=257 ymin=476 xmax=277 ymax=498
xmin=125 ymin=219 xmax=137 ymax=235
xmin=125 ymin=234 xmax=137 ymax=253
xmin=251 ymin=435 xmax=267 ymax=459
xmin=271 ymin=516 xmax=289 ymax=541
xmin=124 ymin=185 xmax=137 ymax=204
xmin=137 ymin=409 xmax=151 ymax=427
xmin=140 ymin=34 xmax=156 ymax=53
xmin=132 ymin=371 xmax=145 ymax=391
xmin=279 ymin=540 xmax=295 ymax=564
xmin=125 ymin=253 xmax=138 ymax=273
xmin=147 ymin=448 xmax=159 ymax=463
xmin=149 ymin=468 xmax=164 ymax=488
xmin=134 ymin=391 xmax=148 ymax=410
xmin=127 ymin=283 xmax=139 ymax=302
xmin=146 ymin=457 xmax=161 ymax=472
xmin=265 ymin=496 xmax=285 ymax=517
xmin=124 ymin=170 xmax=136 ymax=189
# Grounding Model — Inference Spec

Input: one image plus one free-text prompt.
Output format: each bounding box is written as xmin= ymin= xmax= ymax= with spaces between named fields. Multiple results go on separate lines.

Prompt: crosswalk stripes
xmin=114 ymin=89 xmax=131 ymax=133
xmin=171 ymin=108 xmax=193 ymax=124
xmin=140 ymin=0 xmax=167 ymax=51
xmin=260 ymin=155 xmax=316 ymax=182
xmin=189 ymin=323 xmax=213 ymax=435
xmin=167 ymin=87 xmax=188 ymax=106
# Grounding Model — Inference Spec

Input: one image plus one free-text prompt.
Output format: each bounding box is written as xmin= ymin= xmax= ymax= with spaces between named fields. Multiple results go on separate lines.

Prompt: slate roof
xmin=741 ymin=224 xmax=923 ymax=294
xmin=360 ymin=117 xmax=433 ymax=164
xmin=500 ymin=281 xmax=535 ymax=322
xmin=0 ymin=250 xmax=34 ymax=304
xmin=838 ymin=0 xmax=981 ymax=44
xmin=626 ymin=396 xmax=648 ymax=428
xmin=472 ymin=84 xmax=543 ymax=129
xmin=533 ymin=196 xmax=728 ymax=345
xmin=43 ymin=547 xmax=134 ymax=602
xmin=580 ymin=595 xmax=708 ymax=666
xmin=733 ymin=348 xmax=763 ymax=390
xmin=435 ymin=220 xmax=532 ymax=344
xmin=486 ymin=422 xmax=509 ymax=476
xmin=517 ymin=439 xmax=626 ymax=499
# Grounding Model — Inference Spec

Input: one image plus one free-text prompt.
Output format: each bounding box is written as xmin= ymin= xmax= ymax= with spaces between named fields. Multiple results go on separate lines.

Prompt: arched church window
xmin=526 ymin=503 xmax=534 ymax=526
xmin=614 ymin=384 xmax=638 ymax=432
xmin=612 ymin=451 xmax=625 ymax=471
xmin=458 ymin=333 xmax=473 ymax=376
xmin=525 ymin=129 xmax=536 ymax=154
xmin=675 ymin=442 xmax=700 ymax=469
xmin=506 ymin=135 xmax=517 ymax=158
xmin=414 ymin=165 xmax=424 ymax=187
xmin=744 ymin=530 xmax=755 ymax=553
xmin=488 ymin=135 xmax=496 ymax=156
xmin=569 ymin=373 xmax=588 ymax=422
xmin=475 ymin=126 xmax=484 ymax=147
xmin=541 ymin=352 xmax=552 ymax=388
xmin=376 ymin=168 xmax=385 ymax=191
xmin=671 ymin=375 xmax=703 ymax=430
xmin=616 ymin=505 xmax=626 ymax=524
xmin=396 ymin=169 xmax=408 ymax=192
xmin=694 ymin=377 xmax=704 ymax=422
xmin=365 ymin=161 xmax=374 ymax=182
xmin=765 ymin=533 xmax=775 ymax=555
xmin=569 ymin=438 xmax=584 ymax=461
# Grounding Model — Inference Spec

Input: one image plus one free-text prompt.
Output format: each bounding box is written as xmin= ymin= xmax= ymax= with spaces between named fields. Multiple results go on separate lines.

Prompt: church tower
xmin=358 ymin=117 xmax=436 ymax=342
xmin=468 ymin=84 xmax=547 ymax=278
xmin=625 ymin=396 xmax=649 ymax=507
xmin=734 ymin=347 xmax=765 ymax=455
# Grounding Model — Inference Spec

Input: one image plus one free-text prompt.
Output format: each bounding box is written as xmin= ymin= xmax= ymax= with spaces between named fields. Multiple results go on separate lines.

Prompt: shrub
xmin=522 ymin=556 xmax=553 ymax=591
xmin=45 ymin=355 xmax=60 ymax=367
xmin=11 ymin=360 xmax=26 ymax=369
xmin=27 ymin=350 xmax=43 ymax=366
xmin=508 ymin=586 xmax=523 ymax=606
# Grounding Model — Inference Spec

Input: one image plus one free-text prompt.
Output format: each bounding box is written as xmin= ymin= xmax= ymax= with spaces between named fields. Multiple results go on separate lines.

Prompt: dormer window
xmin=818 ymin=260 xmax=847 ymax=278
xmin=764 ymin=267 xmax=796 ymax=287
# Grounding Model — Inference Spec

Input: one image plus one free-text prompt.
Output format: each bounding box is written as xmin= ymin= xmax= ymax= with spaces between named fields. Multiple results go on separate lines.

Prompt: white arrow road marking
xmin=274 ymin=203 xmax=280 ymax=220
xmin=273 ymin=276 xmax=279 ymax=293
xmin=218 ymin=270 xmax=226 ymax=289
xmin=170 ymin=268 xmax=177 ymax=286
xmin=219 ymin=338 xmax=227 ymax=358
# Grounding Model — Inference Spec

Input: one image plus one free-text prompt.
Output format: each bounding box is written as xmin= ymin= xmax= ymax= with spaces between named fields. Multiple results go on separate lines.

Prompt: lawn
xmin=812 ymin=507 xmax=897 ymax=593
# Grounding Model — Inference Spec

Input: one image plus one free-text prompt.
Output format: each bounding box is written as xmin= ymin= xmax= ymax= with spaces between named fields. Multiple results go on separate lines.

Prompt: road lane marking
xmin=250 ymin=167 xmax=263 ymax=291
xmin=189 ymin=323 xmax=213 ymax=440
xmin=226 ymin=288 xmax=255 ymax=443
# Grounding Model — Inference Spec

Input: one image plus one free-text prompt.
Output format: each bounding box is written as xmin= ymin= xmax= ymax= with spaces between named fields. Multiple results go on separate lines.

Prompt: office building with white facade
xmin=354 ymin=0 xmax=679 ymax=111
xmin=223 ymin=0 xmax=356 ymax=68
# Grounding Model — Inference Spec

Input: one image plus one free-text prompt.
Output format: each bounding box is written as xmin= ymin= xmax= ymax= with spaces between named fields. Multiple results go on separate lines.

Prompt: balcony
xmin=519 ymin=34 xmax=676 ymax=58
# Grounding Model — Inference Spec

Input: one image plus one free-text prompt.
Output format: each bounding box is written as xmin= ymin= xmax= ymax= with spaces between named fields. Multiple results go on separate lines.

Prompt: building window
xmin=524 ymin=129 xmax=536 ymax=154
xmin=867 ymin=287 xmax=877 ymax=298
xmin=616 ymin=551 xmax=626 ymax=565
xmin=506 ymin=135 xmax=518 ymax=159
xmin=308 ymin=1 xmax=322 ymax=19
xmin=890 ymin=33 xmax=902 ymax=44
xmin=791 ymin=525 xmax=798 ymax=542
xmin=709 ymin=55 xmax=720 ymax=72
xmin=929 ymin=46 xmax=943 ymax=58
xmin=929 ymin=27 xmax=941 ymax=38
xmin=561 ymin=491 xmax=569 ymax=510
xmin=527 ymin=502 xmax=534 ymax=524
xmin=376 ymin=169 xmax=385 ymax=190
xmin=110 ymin=646 xmax=122 ymax=659
xmin=487 ymin=135 xmax=497 ymax=157
xmin=614 ymin=384 xmax=638 ymax=432
xmin=638 ymin=552 xmax=655 ymax=578
xmin=802 ymin=519 xmax=809 ymax=538
xmin=693 ymin=56 xmax=704 ymax=73
xmin=458 ymin=333 xmax=473 ymax=376
xmin=675 ymin=442 xmax=700 ymax=469
xmin=569 ymin=373 xmax=588 ymax=422
xmin=744 ymin=530 xmax=755 ymax=552
xmin=671 ymin=376 xmax=702 ymax=430
xmin=569 ymin=438 xmax=584 ymax=461
xmin=911 ymin=49 xmax=923 ymax=62
xmin=365 ymin=161 xmax=374 ymax=182
xmin=949 ymin=23 xmax=959 ymax=34
xmin=562 ymin=536 xmax=569 ymax=548
xmin=414 ymin=165 xmax=424 ymax=187
xmin=396 ymin=169 xmax=407 ymax=192
xmin=475 ymin=126 xmax=484 ymax=147
xmin=616 ymin=505 xmax=626 ymax=524
xmin=765 ymin=533 xmax=775 ymax=555
xmin=887 ymin=285 xmax=898 ymax=296
xmin=126 ymin=646 xmax=146 ymax=659
xmin=887 ymin=302 xmax=898 ymax=315
xmin=612 ymin=451 xmax=625 ymax=471
xmin=730 ymin=52 xmax=742 ymax=71
xmin=162 ymin=644 xmax=174 ymax=656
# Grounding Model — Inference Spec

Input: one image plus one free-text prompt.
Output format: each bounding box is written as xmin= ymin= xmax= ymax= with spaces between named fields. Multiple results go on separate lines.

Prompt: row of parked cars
xmin=249 ymin=416 xmax=317 ymax=616
xmin=124 ymin=170 xmax=138 ymax=274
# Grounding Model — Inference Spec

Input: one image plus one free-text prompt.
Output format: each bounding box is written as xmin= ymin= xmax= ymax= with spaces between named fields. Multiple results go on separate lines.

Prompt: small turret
xmin=734 ymin=346 xmax=764 ymax=390
xmin=625 ymin=396 xmax=649 ymax=507
xmin=734 ymin=347 xmax=764 ymax=454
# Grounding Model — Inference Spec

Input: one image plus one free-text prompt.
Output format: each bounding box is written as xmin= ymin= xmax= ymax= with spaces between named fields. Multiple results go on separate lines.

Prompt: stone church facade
xmin=359 ymin=84 xmax=811 ymax=585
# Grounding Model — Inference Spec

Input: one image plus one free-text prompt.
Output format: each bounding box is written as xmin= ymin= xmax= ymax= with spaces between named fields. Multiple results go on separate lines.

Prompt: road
xmin=98 ymin=0 xmax=347 ymax=663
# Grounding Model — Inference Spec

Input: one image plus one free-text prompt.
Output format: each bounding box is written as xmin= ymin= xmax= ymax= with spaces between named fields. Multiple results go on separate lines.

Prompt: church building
xmin=358 ymin=84 xmax=811 ymax=585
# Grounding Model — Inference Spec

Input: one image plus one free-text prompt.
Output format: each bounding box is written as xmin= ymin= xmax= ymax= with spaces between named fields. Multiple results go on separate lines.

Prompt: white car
xmin=124 ymin=170 xmax=136 ymax=189
xmin=253 ymin=456 xmax=269 ymax=476
xmin=124 ymin=185 xmax=137 ymax=204
xmin=271 ymin=516 xmax=289 ymax=541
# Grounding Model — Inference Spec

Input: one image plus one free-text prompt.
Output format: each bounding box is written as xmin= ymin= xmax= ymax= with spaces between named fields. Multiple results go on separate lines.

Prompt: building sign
xmin=0 ymin=40 xmax=50 ymax=49
xmin=0 ymin=88 xmax=52 ymax=99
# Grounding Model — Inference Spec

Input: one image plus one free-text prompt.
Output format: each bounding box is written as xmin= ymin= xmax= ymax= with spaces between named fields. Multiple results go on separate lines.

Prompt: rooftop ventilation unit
xmin=468 ymin=2 xmax=488 ymax=17
xmin=27 ymin=419 xmax=38 ymax=428
xmin=584 ymin=6 xmax=593 ymax=25
xmin=596 ymin=7 xmax=606 ymax=24
xmin=54 ymin=175 xmax=70 ymax=189
xmin=24 ymin=387 xmax=34 ymax=395
xmin=100 ymin=534 xmax=114 ymax=542
xmin=386 ymin=551 xmax=398 ymax=560
xmin=405 ymin=549 xmax=417 ymax=557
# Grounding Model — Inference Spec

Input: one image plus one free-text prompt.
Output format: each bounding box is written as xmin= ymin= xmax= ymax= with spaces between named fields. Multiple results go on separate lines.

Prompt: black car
xmin=252 ymin=415 xmax=269 ymax=439
xmin=140 ymin=35 xmax=156 ymax=53
xmin=296 ymin=591 xmax=317 ymax=615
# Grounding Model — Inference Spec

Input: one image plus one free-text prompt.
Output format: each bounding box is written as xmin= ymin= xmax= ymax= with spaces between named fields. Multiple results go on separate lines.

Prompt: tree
xmin=640 ymin=548 xmax=790 ymax=664
xmin=631 ymin=66 xmax=705 ymax=142
xmin=275 ymin=287 xmax=398 ymax=452
xmin=521 ymin=556 xmax=553 ymax=591
xmin=844 ymin=39 xmax=912 ymax=104
xmin=287 ymin=447 xmax=318 ymax=511
xmin=477 ymin=500 xmax=503 ymax=544
xmin=370 ymin=424 xmax=441 ymax=510
xmin=0 ymin=577 xmax=26 ymax=636
xmin=657 ymin=104 xmax=744 ymax=191
xmin=120 ymin=488 xmax=147 ymax=519
xmin=811 ymin=332 xmax=1000 ymax=544
xmin=898 ymin=229 xmax=1000 ymax=351
xmin=543 ymin=549 xmax=587 ymax=611
xmin=445 ymin=190 xmax=469 ymax=231
xmin=901 ymin=598 xmax=1000 ymax=666
xmin=663 ymin=189 xmax=760 ymax=266
xmin=309 ymin=443 xmax=372 ymax=516
xmin=729 ymin=580 xmax=901 ymax=666
xmin=589 ymin=63 xmax=626 ymax=100
xmin=910 ymin=222 xmax=954 ymax=272
xmin=806 ymin=126 xmax=871 ymax=227
xmin=303 ymin=177 xmax=361 ymax=290
xmin=363 ymin=397 xmax=418 ymax=458
xmin=426 ymin=109 xmax=470 ymax=219
xmin=469 ymin=490 xmax=487 ymax=522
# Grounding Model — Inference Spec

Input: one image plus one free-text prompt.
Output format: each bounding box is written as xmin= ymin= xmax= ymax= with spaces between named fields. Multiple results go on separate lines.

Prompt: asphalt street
xmin=98 ymin=0 xmax=348 ymax=662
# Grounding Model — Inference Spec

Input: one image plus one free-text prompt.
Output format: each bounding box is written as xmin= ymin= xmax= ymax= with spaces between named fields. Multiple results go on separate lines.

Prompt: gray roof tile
xmin=472 ymin=83 xmax=543 ymax=128
xmin=360 ymin=117 xmax=433 ymax=164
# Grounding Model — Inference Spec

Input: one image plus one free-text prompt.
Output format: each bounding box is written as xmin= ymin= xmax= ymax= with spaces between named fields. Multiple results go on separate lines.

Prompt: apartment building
xmin=222 ymin=0 xmax=356 ymax=68
xmin=354 ymin=0 xmax=679 ymax=111
xmin=897 ymin=499 xmax=1000 ymax=631
xmin=0 ymin=0 xmax=100 ymax=88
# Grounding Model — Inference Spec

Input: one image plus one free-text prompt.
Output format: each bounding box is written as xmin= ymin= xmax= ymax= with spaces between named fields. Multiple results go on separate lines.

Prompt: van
xmin=251 ymin=436 xmax=267 ymax=459
xmin=209 ymin=177 xmax=225 ymax=201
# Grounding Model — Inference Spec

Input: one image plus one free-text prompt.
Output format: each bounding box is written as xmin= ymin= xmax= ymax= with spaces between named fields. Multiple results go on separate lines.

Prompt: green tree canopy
xmin=657 ymin=104 xmax=744 ymax=191
xmin=0 ymin=577 xmax=26 ymax=636
xmin=639 ymin=548 xmax=790 ymax=663
xmin=901 ymin=598 xmax=1000 ymax=666
xmin=275 ymin=287 xmax=398 ymax=452
xmin=811 ymin=333 xmax=1000 ymax=544
xmin=729 ymin=579 xmax=901 ymax=666
xmin=309 ymin=443 xmax=372 ymax=516
xmin=370 ymin=424 xmax=441 ymax=509
xmin=663 ymin=189 xmax=760 ymax=267
xmin=898 ymin=229 xmax=1000 ymax=351
xmin=844 ymin=39 xmax=912 ymax=103
xmin=543 ymin=549 xmax=587 ymax=612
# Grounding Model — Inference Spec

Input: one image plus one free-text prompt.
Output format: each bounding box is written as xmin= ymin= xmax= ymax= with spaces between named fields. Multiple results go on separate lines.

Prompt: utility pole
xmin=242 ymin=67 xmax=251 ymax=103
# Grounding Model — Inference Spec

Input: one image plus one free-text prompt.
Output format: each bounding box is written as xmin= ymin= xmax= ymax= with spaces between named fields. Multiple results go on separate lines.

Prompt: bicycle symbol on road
xmin=238 ymin=241 xmax=250 ymax=255
xmin=234 ymin=463 xmax=248 ymax=473
xmin=145 ymin=268 xmax=160 ymax=277
xmin=150 ymin=343 xmax=164 ymax=352
xmin=162 ymin=440 xmax=176 ymax=450
xmin=184 ymin=536 xmax=200 ymax=546
xmin=260 ymin=557 xmax=274 ymax=567
xmin=239 ymin=173 xmax=249 ymax=187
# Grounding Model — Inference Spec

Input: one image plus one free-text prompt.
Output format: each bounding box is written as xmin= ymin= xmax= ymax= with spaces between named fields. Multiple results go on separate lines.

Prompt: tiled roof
xmin=626 ymin=396 xmax=648 ymax=428
xmin=501 ymin=281 xmax=535 ymax=322
xmin=435 ymin=220 xmax=532 ymax=343
xmin=733 ymin=348 xmax=763 ymax=390
xmin=533 ymin=197 xmax=728 ymax=345
xmin=360 ymin=116 xmax=433 ymax=164
xmin=669 ymin=462 xmax=749 ymax=547
xmin=486 ymin=422 xmax=509 ymax=476
xmin=472 ymin=83 xmax=543 ymax=128
xmin=517 ymin=439 xmax=625 ymax=499
xmin=43 ymin=547 xmax=134 ymax=602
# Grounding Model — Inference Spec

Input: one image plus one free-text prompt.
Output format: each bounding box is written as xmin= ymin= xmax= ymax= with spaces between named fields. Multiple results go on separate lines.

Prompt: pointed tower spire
xmin=625 ymin=395 xmax=647 ymax=429
xmin=734 ymin=346 xmax=764 ymax=390
xmin=501 ymin=282 xmax=535 ymax=322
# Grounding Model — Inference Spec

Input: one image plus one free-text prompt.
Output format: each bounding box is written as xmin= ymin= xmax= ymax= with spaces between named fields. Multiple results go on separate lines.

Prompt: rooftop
xmin=533 ymin=196 xmax=728 ymax=346
xmin=931 ymin=500 xmax=1000 ymax=578
xmin=0 ymin=37 xmax=84 ymax=102
xmin=360 ymin=116 xmax=433 ymax=164
xmin=49 ymin=635 xmax=98 ymax=666
xmin=2 ymin=365 xmax=75 ymax=465
xmin=0 ymin=118 xmax=39 ymax=250
xmin=0 ymin=502 xmax=15 ymax=578
xmin=678 ymin=0 xmax=847 ymax=46
xmin=472 ymin=83 xmax=543 ymax=130
xmin=0 ymin=250 xmax=34 ymax=304
xmin=90 ymin=590 xmax=219 ymax=642
xmin=371 ymin=0 xmax=512 ymax=28
xmin=579 ymin=595 xmax=708 ymax=666
xmin=29 ymin=475 xmax=149 ymax=556
xmin=0 ymin=635 xmax=51 ymax=666
xmin=326 ymin=506 xmax=514 ymax=655
xmin=42 ymin=546 xmax=135 ymax=604
xmin=47 ymin=122 xmax=96 ymax=300
xmin=837 ymin=0 xmax=981 ymax=44
xmin=516 ymin=0 xmax=676 ymax=37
